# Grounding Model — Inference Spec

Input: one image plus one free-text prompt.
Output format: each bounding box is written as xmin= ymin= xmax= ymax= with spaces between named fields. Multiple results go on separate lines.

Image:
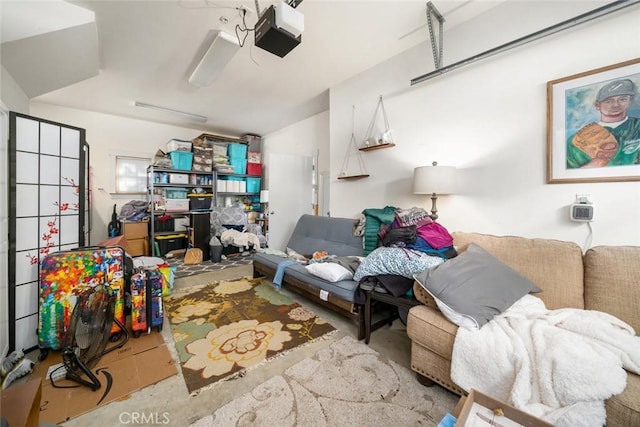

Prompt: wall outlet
xmin=575 ymin=194 xmax=592 ymax=204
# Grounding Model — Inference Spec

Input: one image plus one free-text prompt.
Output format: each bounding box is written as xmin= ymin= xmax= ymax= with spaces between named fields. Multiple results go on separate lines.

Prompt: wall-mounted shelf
xmin=359 ymin=143 xmax=396 ymax=152
xmin=337 ymin=174 xmax=370 ymax=180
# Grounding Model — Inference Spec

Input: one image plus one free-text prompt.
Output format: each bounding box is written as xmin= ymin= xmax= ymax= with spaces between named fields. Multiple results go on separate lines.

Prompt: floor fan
xmin=56 ymin=284 xmax=129 ymax=391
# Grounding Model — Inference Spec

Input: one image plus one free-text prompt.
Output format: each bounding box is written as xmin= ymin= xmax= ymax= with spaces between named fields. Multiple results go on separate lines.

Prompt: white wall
xmin=1 ymin=65 xmax=29 ymax=114
xmin=329 ymin=4 xmax=640 ymax=249
xmin=262 ymin=111 xmax=329 ymax=248
xmin=1 ymin=67 xmax=29 ymax=356
xmin=29 ymin=103 xmax=213 ymax=244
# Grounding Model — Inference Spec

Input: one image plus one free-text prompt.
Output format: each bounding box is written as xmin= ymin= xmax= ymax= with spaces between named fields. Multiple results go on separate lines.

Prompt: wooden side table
xmin=363 ymin=288 xmax=421 ymax=344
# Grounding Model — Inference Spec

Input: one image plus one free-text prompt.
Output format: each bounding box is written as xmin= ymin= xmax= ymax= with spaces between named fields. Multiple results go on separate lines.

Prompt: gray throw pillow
xmin=413 ymin=243 xmax=541 ymax=329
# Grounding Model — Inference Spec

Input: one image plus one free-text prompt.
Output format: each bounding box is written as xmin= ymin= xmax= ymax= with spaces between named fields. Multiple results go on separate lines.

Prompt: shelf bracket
xmin=426 ymin=1 xmax=445 ymax=70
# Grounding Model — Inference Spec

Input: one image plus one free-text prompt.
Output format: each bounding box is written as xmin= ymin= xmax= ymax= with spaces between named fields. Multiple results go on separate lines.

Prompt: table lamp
xmin=413 ymin=161 xmax=456 ymax=220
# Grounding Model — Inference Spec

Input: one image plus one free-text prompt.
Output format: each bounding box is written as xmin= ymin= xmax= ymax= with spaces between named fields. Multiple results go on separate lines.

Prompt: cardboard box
xmin=96 ymin=235 xmax=129 ymax=249
xmin=31 ymin=332 xmax=177 ymax=425
xmin=1 ymin=378 xmax=42 ymax=427
xmin=127 ymin=238 xmax=148 ymax=256
xmin=122 ymin=221 xmax=148 ymax=240
xmin=455 ymin=389 xmax=553 ymax=427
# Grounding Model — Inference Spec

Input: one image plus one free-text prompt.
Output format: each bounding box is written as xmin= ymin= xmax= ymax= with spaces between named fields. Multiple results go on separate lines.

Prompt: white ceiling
xmin=1 ymin=0 xmax=503 ymax=136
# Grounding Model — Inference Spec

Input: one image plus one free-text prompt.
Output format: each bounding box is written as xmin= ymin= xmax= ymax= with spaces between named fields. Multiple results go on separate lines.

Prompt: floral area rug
xmin=189 ymin=335 xmax=458 ymax=426
xmin=164 ymin=277 xmax=336 ymax=395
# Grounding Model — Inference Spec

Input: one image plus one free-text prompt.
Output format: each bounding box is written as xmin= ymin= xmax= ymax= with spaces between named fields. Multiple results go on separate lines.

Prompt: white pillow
xmin=305 ymin=263 xmax=353 ymax=282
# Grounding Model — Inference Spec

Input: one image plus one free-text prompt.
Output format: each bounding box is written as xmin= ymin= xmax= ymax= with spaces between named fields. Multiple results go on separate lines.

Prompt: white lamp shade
xmin=413 ymin=164 xmax=456 ymax=195
xmin=260 ymin=190 xmax=269 ymax=203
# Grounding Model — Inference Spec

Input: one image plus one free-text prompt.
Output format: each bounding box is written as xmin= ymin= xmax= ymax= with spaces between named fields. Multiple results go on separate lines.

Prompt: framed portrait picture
xmin=547 ymin=57 xmax=640 ymax=183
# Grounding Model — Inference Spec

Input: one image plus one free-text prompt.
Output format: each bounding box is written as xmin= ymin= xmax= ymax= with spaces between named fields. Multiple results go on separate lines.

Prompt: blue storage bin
xmin=246 ymin=177 xmax=261 ymax=193
xmin=165 ymin=187 xmax=188 ymax=199
xmin=169 ymin=151 xmax=193 ymax=170
xmin=230 ymin=158 xmax=247 ymax=174
xmin=227 ymin=143 xmax=248 ymax=159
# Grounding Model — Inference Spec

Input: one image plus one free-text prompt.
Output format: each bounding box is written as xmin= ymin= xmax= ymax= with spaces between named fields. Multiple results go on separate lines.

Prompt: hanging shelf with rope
xmin=338 ymin=106 xmax=370 ymax=180
xmin=359 ymin=95 xmax=396 ymax=151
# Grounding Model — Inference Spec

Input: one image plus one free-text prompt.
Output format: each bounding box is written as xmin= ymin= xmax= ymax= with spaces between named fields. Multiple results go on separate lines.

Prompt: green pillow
xmin=414 ymin=243 xmax=541 ymax=329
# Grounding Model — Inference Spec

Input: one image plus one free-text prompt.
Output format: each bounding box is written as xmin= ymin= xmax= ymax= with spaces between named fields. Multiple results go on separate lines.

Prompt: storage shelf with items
xmin=147 ymin=163 xmax=214 ymax=258
xmin=148 ymin=133 xmax=264 ymax=260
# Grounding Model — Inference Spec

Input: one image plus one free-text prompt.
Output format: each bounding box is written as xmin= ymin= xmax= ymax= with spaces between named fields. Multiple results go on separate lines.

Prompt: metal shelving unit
xmin=147 ymin=165 xmax=214 ymax=255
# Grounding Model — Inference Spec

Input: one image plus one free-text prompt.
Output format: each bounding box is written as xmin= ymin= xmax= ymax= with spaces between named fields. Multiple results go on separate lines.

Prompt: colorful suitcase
xmin=130 ymin=268 xmax=164 ymax=338
xmin=38 ymin=246 xmax=126 ymax=359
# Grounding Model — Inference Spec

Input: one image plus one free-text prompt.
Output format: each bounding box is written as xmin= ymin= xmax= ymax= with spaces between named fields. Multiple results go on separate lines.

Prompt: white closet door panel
xmin=14 ymin=315 xmax=38 ymax=351
xmin=14 ymin=250 xmax=39 ymax=285
xmin=60 ymin=244 xmax=77 ymax=251
xmin=61 ymin=127 xmax=80 ymax=158
xmin=40 ymin=123 xmax=60 ymax=155
xmin=15 ymin=184 xmax=38 ymax=217
xmin=15 ymin=152 xmax=38 ymax=184
xmin=60 ymin=158 xmax=79 ymax=184
xmin=59 ymin=215 xmax=79 ymax=245
xmin=40 ymin=154 xmax=60 ymax=185
xmin=60 ymin=186 xmax=80 ymax=214
xmin=10 ymin=112 xmax=87 ymax=353
xmin=16 ymin=117 xmax=39 ymax=152
xmin=39 ymin=186 xmax=60 ymax=217
xmin=39 ymin=216 xmax=60 ymax=249
xmin=15 ymin=218 xmax=39 ymax=251
xmin=14 ymin=283 xmax=38 ymax=319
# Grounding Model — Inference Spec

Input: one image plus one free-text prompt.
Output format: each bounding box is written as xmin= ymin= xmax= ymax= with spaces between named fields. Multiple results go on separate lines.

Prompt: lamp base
xmin=430 ymin=193 xmax=439 ymax=220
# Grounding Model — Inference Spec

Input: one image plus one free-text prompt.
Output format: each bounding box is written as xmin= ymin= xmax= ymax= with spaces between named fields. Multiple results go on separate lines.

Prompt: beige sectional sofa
xmin=407 ymin=231 xmax=639 ymax=425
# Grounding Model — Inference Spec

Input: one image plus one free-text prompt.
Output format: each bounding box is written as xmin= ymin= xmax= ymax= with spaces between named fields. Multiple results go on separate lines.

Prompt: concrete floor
xmin=47 ymin=264 xmax=458 ymax=426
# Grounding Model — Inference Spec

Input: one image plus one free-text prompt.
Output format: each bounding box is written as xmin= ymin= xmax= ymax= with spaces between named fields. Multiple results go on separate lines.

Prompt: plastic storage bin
xmin=169 ymin=151 xmax=194 ymax=170
xmin=168 ymin=173 xmax=189 ymax=184
xmin=155 ymin=234 xmax=188 ymax=256
xmin=167 ymin=139 xmax=192 ymax=152
xmin=247 ymin=162 xmax=262 ymax=176
xmin=165 ymin=187 xmax=188 ymax=199
xmin=246 ymin=177 xmax=261 ymax=193
xmin=230 ymin=158 xmax=247 ymax=174
xmin=154 ymin=216 xmax=175 ymax=232
xmin=188 ymin=194 xmax=213 ymax=211
xmin=227 ymin=143 xmax=248 ymax=159
xmin=165 ymin=199 xmax=189 ymax=212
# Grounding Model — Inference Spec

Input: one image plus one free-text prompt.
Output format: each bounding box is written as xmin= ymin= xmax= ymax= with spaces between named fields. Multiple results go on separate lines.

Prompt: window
xmin=115 ymin=156 xmax=149 ymax=194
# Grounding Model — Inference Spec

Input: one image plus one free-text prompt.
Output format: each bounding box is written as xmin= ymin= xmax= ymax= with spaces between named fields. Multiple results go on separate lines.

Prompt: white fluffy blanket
xmin=451 ymin=295 xmax=640 ymax=427
xmin=220 ymin=229 xmax=261 ymax=249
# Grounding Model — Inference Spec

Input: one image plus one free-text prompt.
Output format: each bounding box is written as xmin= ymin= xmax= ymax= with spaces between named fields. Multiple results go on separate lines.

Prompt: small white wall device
xmin=570 ymin=194 xmax=594 ymax=222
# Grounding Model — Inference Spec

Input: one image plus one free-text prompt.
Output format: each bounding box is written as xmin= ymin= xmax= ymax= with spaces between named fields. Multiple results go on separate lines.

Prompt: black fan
xmin=57 ymin=285 xmax=129 ymax=391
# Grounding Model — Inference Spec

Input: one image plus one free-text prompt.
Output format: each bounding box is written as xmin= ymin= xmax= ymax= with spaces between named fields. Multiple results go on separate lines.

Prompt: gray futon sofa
xmin=253 ymin=214 xmax=366 ymax=339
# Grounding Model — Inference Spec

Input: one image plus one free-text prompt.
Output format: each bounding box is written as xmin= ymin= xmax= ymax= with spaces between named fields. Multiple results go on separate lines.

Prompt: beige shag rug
xmin=189 ymin=335 xmax=454 ymax=426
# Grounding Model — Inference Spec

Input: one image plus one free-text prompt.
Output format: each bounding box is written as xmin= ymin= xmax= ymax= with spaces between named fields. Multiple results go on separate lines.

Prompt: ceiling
xmin=1 ymin=0 xmax=503 ymax=137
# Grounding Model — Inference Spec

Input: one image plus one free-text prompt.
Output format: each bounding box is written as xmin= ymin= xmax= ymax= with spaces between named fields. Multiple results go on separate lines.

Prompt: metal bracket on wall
xmin=426 ymin=1 xmax=445 ymax=70
xmin=412 ymin=0 xmax=640 ymax=86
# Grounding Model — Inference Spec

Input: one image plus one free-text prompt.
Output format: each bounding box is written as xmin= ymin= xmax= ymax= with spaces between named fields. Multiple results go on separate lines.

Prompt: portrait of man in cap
xmin=566 ymin=78 xmax=640 ymax=169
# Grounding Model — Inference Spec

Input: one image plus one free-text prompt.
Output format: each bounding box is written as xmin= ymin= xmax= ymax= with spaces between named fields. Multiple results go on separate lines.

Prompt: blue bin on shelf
xmin=169 ymin=151 xmax=193 ymax=170
xmin=246 ymin=177 xmax=261 ymax=193
xmin=227 ymin=143 xmax=248 ymax=159
xmin=230 ymin=158 xmax=247 ymax=174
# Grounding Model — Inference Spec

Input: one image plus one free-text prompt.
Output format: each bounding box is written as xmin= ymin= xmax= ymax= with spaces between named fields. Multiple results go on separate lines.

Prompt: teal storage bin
xmin=227 ymin=143 xmax=248 ymax=159
xmin=246 ymin=177 xmax=261 ymax=193
xmin=230 ymin=158 xmax=247 ymax=174
xmin=169 ymin=151 xmax=193 ymax=170
xmin=165 ymin=187 xmax=188 ymax=199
